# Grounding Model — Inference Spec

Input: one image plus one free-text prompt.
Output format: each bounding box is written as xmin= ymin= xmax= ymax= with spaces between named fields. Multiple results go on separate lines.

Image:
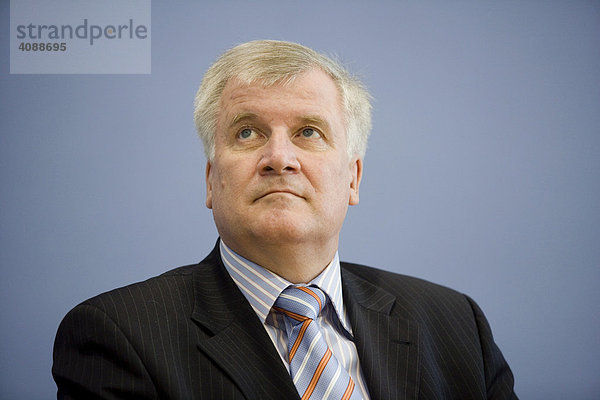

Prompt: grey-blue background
xmin=1 ymin=1 xmax=599 ymax=398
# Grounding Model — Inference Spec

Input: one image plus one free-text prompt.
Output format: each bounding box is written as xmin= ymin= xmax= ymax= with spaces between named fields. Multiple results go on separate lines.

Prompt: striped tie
xmin=273 ymin=286 xmax=361 ymax=400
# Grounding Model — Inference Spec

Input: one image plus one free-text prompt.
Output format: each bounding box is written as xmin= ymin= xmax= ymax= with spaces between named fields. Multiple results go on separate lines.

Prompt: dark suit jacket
xmin=53 ymin=241 xmax=517 ymax=399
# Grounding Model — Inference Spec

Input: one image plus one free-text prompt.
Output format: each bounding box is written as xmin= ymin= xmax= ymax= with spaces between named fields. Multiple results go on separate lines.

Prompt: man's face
xmin=206 ymin=68 xmax=362 ymax=255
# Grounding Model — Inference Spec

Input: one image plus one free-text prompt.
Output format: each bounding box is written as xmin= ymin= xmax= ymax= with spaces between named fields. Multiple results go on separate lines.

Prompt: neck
xmin=222 ymin=237 xmax=338 ymax=284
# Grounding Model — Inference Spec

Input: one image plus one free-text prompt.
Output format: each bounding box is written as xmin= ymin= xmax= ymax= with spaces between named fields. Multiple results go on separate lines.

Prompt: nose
xmin=257 ymin=130 xmax=301 ymax=175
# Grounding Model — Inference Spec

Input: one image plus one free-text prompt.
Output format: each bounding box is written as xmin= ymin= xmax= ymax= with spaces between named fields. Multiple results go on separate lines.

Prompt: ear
xmin=349 ymin=156 xmax=362 ymax=206
xmin=205 ymin=161 xmax=213 ymax=209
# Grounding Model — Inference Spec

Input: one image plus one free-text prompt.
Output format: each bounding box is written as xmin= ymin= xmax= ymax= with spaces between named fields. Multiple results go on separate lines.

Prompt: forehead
xmin=218 ymin=69 xmax=345 ymax=126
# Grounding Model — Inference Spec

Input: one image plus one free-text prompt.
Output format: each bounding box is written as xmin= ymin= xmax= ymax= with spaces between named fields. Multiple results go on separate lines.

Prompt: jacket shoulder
xmin=65 ymin=243 xmax=222 ymax=323
xmin=341 ymin=261 xmax=467 ymax=302
xmin=340 ymin=261 xmax=483 ymax=337
xmin=75 ymin=264 xmax=200 ymax=320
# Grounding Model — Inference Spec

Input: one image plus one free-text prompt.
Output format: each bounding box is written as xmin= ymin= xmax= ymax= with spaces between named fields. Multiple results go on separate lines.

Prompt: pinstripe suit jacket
xmin=53 ymin=242 xmax=517 ymax=399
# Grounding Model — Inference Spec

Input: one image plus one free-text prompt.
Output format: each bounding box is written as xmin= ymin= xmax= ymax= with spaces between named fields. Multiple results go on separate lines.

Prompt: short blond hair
xmin=194 ymin=40 xmax=372 ymax=160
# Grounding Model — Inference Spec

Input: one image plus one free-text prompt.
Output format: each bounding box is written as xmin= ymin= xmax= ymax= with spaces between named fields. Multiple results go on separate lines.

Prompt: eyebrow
xmin=298 ymin=115 xmax=331 ymax=132
xmin=228 ymin=112 xmax=332 ymax=132
xmin=229 ymin=112 xmax=259 ymax=128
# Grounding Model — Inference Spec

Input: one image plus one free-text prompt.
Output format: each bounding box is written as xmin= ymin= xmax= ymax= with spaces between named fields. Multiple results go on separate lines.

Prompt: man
xmin=53 ymin=40 xmax=517 ymax=399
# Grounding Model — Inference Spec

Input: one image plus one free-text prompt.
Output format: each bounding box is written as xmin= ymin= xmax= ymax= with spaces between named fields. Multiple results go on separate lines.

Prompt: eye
xmin=300 ymin=128 xmax=321 ymax=139
xmin=238 ymin=128 xmax=256 ymax=139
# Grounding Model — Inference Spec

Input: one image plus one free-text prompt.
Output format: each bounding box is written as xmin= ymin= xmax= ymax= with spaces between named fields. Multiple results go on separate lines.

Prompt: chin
xmin=249 ymin=214 xmax=314 ymax=241
xmin=256 ymin=221 xmax=308 ymax=241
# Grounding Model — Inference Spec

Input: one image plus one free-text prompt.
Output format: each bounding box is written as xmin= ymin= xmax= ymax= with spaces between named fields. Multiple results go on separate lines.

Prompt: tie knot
xmin=273 ymin=286 xmax=327 ymax=322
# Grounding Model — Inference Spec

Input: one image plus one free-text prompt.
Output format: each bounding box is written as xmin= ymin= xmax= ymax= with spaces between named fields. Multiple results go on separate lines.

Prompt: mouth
xmin=255 ymin=189 xmax=304 ymax=201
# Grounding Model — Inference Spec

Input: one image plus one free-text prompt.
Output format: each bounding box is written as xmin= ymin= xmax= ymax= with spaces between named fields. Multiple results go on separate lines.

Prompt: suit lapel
xmin=342 ymin=266 xmax=420 ymax=400
xmin=190 ymin=244 xmax=300 ymax=400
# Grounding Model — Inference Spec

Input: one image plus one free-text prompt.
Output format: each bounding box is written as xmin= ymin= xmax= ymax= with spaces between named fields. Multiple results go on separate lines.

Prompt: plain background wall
xmin=1 ymin=1 xmax=599 ymax=398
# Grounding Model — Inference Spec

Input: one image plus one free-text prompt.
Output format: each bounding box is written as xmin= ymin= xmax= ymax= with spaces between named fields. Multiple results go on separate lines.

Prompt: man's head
xmin=194 ymin=40 xmax=372 ymax=282
xmin=194 ymin=40 xmax=372 ymax=161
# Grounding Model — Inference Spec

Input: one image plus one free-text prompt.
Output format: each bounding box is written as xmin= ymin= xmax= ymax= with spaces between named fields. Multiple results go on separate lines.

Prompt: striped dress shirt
xmin=220 ymin=240 xmax=370 ymax=399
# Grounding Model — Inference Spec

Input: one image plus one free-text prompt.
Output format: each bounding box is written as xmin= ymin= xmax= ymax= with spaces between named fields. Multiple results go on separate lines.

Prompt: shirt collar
xmin=219 ymin=240 xmax=352 ymax=333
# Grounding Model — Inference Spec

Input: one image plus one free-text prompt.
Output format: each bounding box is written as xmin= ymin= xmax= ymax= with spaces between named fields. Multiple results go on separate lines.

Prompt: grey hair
xmin=193 ymin=40 xmax=372 ymax=160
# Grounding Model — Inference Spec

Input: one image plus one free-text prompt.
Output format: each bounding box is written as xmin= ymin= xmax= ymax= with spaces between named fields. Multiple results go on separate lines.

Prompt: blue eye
xmin=302 ymin=128 xmax=315 ymax=137
xmin=239 ymin=128 xmax=253 ymax=139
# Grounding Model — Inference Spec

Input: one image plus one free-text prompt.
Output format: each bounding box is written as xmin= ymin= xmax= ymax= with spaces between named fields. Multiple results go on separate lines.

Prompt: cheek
xmin=311 ymin=162 xmax=351 ymax=199
xmin=212 ymin=161 xmax=252 ymax=199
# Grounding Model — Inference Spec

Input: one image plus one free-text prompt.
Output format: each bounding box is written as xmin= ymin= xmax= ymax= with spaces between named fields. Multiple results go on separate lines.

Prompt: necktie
xmin=273 ymin=286 xmax=361 ymax=400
